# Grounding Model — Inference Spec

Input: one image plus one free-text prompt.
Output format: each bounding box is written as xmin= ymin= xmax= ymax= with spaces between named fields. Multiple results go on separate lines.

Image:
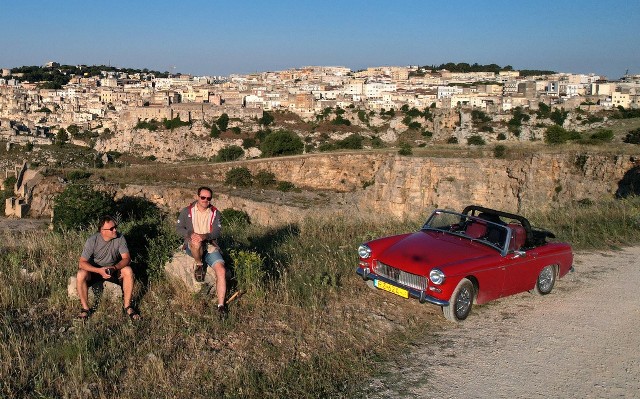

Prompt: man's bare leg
xmin=76 ymin=269 xmax=91 ymax=311
xmin=213 ymin=261 xmax=226 ymax=306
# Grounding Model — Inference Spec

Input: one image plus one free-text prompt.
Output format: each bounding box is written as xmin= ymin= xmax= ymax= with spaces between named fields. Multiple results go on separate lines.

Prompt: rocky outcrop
xmin=29 ymin=151 xmax=640 ymax=224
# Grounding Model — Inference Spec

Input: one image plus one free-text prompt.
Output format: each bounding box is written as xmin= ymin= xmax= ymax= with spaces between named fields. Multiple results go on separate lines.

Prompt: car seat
xmin=465 ymin=220 xmax=487 ymax=238
xmin=508 ymin=223 xmax=526 ymax=251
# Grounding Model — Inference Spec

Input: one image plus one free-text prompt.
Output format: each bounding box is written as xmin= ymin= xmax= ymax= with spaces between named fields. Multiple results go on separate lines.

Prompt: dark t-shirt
xmin=80 ymin=232 xmax=129 ymax=267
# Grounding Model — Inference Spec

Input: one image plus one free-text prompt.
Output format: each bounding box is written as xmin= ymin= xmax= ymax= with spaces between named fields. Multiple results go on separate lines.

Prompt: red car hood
xmin=374 ymin=230 xmax=495 ymax=276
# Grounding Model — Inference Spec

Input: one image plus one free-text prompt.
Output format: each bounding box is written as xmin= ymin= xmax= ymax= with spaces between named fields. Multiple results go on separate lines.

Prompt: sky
xmin=1 ymin=0 xmax=638 ymax=79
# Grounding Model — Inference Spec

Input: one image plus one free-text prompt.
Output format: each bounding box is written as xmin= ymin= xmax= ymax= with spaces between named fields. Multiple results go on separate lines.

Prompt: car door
xmin=501 ymin=249 xmax=542 ymax=296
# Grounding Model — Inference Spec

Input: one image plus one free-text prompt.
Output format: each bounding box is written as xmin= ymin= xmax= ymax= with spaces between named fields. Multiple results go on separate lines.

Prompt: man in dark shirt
xmin=77 ymin=215 xmax=140 ymax=320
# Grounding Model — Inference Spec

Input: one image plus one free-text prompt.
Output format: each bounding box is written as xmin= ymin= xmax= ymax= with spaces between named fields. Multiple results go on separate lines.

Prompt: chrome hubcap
xmin=455 ymin=287 xmax=471 ymax=316
xmin=539 ymin=266 xmax=554 ymax=292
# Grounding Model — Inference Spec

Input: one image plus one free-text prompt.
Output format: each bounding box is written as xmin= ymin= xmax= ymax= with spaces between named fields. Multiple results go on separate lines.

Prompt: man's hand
xmin=101 ymin=266 xmax=115 ymax=279
xmin=190 ymin=232 xmax=206 ymax=246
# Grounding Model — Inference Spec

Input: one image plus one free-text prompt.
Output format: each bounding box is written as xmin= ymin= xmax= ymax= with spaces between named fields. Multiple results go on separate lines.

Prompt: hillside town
xmin=1 ymin=62 xmax=640 ymax=161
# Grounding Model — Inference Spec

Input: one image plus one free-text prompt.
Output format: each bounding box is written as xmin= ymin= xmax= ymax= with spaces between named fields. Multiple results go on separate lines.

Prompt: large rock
xmin=68 ymin=276 xmax=123 ymax=303
xmin=164 ymin=250 xmax=217 ymax=294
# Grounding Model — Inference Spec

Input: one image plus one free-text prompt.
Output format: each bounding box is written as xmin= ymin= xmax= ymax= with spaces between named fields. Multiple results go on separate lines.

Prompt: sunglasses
xmin=102 ymin=225 xmax=118 ymax=231
xmin=200 ymin=196 xmax=212 ymax=201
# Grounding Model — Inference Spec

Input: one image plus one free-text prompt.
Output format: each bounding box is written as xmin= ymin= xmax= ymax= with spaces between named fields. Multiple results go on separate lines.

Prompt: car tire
xmin=530 ymin=265 xmax=556 ymax=295
xmin=442 ymin=278 xmax=474 ymax=322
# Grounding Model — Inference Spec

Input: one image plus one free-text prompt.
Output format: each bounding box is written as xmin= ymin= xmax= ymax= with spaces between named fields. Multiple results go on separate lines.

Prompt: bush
xmin=446 ymin=136 xmax=459 ymax=144
xmin=398 ymin=142 xmax=412 ymax=155
xmin=65 ymin=170 xmax=92 ymax=181
xmin=229 ymin=249 xmax=265 ymax=296
xmin=494 ymin=144 xmax=507 ymax=158
xmin=217 ymin=113 xmax=229 ymax=131
xmin=544 ymin=125 xmax=580 ymax=145
xmin=221 ymin=208 xmax=251 ymax=226
xmin=260 ymin=130 xmax=304 ymax=157
xmin=258 ymin=111 xmax=274 ymax=127
xmin=216 ymin=145 xmax=245 ymax=162
xmin=210 ymin=124 xmax=220 ymax=138
xmin=421 ymin=130 xmax=433 ymax=138
xmin=52 ymin=184 xmax=116 ymax=231
xmin=225 ymin=167 xmax=252 ymax=187
xmin=623 ymin=128 xmax=640 ymax=144
xmin=230 ymin=126 xmax=241 ymax=135
xmin=254 ymin=170 xmax=276 ymax=187
xmin=588 ymin=129 xmax=614 ymax=142
xmin=162 ymin=117 xmax=190 ymax=130
xmin=277 ymin=181 xmax=295 ymax=192
xmin=336 ymin=134 xmax=363 ymax=150
xmin=497 ymin=133 xmax=507 ymax=140
xmin=242 ymin=138 xmax=256 ymax=149
xmin=467 ymin=135 xmax=486 ymax=146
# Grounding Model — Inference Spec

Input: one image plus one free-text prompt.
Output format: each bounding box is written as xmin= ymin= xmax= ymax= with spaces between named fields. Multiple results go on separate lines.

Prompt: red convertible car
xmin=356 ymin=206 xmax=574 ymax=322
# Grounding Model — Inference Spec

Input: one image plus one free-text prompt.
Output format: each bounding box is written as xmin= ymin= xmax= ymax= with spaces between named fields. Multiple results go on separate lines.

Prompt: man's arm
xmin=113 ymin=252 xmax=131 ymax=271
xmin=176 ymin=207 xmax=190 ymax=239
xmin=79 ymin=256 xmax=112 ymax=279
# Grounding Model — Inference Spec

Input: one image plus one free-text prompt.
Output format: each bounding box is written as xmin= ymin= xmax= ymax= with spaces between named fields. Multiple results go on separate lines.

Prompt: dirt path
xmin=365 ymin=247 xmax=640 ymax=398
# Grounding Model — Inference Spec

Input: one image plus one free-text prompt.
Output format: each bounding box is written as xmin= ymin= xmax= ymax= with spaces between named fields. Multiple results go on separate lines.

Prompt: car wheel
xmin=442 ymin=278 xmax=474 ymax=322
xmin=530 ymin=265 xmax=556 ymax=295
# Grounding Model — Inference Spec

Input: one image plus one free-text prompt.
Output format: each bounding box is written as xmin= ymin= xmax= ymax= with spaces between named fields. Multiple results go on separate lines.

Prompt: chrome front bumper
xmin=356 ymin=267 xmax=449 ymax=307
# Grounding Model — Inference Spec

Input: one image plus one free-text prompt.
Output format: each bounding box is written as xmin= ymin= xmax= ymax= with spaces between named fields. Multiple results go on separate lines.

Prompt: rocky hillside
xmin=29 ymin=151 xmax=640 ymax=225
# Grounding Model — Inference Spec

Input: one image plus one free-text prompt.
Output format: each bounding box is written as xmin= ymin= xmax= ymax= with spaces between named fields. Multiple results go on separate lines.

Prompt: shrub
xmin=588 ymin=129 xmax=614 ymax=142
xmin=216 ymin=145 xmax=245 ymax=162
xmin=258 ymin=111 xmax=274 ymax=127
xmin=336 ymin=134 xmax=363 ymax=150
xmin=225 ymin=167 xmax=252 ymax=187
xmin=623 ymin=128 xmax=640 ymax=144
xmin=217 ymin=113 xmax=229 ymax=131
xmin=254 ymin=170 xmax=276 ymax=187
xmin=230 ymin=126 xmax=241 ymax=135
xmin=242 ymin=138 xmax=256 ymax=149
xmin=408 ymin=121 xmax=422 ymax=130
xmin=229 ymin=249 xmax=265 ymax=295
xmin=370 ymin=136 xmax=384 ymax=148
xmin=544 ymin=125 xmax=581 ymax=145
xmin=421 ymin=130 xmax=433 ymax=138
xmin=162 ymin=117 xmax=190 ymax=130
xmin=65 ymin=170 xmax=92 ymax=181
xmin=260 ymin=130 xmax=304 ymax=157
xmin=494 ymin=144 xmax=507 ymax=158
xmin=398 ymin=142 xmax=412 ymax=155
xmin=497 ymin=133 xmax=507 ymax=140
xmin=221 ymin=208 xmax=251 ymax=226
xmin=277 ymin=181 xmax=295 ymax=191
xmin=550 ymin=108 xmax=569 ymax=126
xmin=210 ymin=124 xmax=220 ymax=138
xmin=135 ymin=119 xmax=159 ymax=131
xmin=467 ymin=135 xmax=486 ymax=146
xmin=52 ymin=184 xmax=116 ymax=231
xmin=446 ymin=136 xmax=459 ymax=144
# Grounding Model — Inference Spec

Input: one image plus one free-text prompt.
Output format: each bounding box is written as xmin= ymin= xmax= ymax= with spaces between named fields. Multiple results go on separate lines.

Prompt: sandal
xmin=78 ymin=308 xmax=92 ymax=320
xmin=123 ymin=305 xmax=141 ymax=321
xmin=194 ymin=263 xmax=205 ymax=282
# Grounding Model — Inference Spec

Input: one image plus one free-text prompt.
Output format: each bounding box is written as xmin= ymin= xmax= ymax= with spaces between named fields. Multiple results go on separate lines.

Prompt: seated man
xmin=176 ymin=186 xmax=227 ymax=318
xmin=77 ymin=215 xmax=140 ymax=320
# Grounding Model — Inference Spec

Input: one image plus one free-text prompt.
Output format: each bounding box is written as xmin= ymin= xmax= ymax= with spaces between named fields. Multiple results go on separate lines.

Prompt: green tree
xmin=224 ymin=167 xmax=253 ymax=187
xmin=260 ymin=130 xmax=304 ymax=157
xmin=398 ymin=142 xmax=412 ymax=155
xmin=258 ymin=111 xmax=275 ymax=127
xmin=537 ymin=102 xmax=551 ymax=119
xmin=216 ymin=145 xmax=245 ymax=162
xmin=52 ymin=184 xmax=116 ymax=231
xmin=550 ymin=108 xmax=569 ymax=126
xmin=217 ymin=113 xmax=229 ymax=131
xmin=254 ymin=170 xmax=276 ymax=187
xmin=544 ymin=125 xmax=569 ymax=144
xmin=336 ymin=134 xmax=363 ymax=149
xmin=56 ymin=128 xmax=69 ymax=145
xmin=467 ymin=135 xmax=486 ymax=146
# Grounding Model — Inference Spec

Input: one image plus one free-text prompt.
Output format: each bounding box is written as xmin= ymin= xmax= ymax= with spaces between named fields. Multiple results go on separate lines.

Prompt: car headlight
xmin=429 ymin=269 xmax=445 ymax=285
xmin=358 ymin=244 xmax=372 ymax=259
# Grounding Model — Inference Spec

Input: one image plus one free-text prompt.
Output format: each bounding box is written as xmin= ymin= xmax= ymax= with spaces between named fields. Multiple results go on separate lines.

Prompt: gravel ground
xmin=364 ymin=247 xmax=640 ymax=399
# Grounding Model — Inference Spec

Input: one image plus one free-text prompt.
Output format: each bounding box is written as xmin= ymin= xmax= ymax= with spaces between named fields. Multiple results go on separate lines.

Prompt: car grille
xmin=374 ymin=261 xmax=427 ymax=291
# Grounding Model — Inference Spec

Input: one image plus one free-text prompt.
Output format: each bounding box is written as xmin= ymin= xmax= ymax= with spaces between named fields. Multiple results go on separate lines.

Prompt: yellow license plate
xmin=375 ymin=280 xmax=409 ymax=298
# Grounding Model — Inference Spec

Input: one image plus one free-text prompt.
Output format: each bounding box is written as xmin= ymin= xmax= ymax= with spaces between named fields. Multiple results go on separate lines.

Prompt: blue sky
xmin=1 ymin=1 xmax=638 ymax=79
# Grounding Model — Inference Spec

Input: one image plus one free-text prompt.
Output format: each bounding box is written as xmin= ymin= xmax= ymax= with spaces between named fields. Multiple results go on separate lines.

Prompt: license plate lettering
xmin=374 ymin=280 xmax=409 ymax=298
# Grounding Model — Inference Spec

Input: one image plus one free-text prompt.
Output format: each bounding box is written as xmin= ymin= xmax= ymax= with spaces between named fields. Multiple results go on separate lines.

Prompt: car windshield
xmin=421 ymin=209 xmax=511 ymax=253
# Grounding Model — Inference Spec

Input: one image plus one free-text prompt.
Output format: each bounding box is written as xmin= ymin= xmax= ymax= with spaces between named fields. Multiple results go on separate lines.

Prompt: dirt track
xmin=365 ymin=247 xmax=640 ymax=398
